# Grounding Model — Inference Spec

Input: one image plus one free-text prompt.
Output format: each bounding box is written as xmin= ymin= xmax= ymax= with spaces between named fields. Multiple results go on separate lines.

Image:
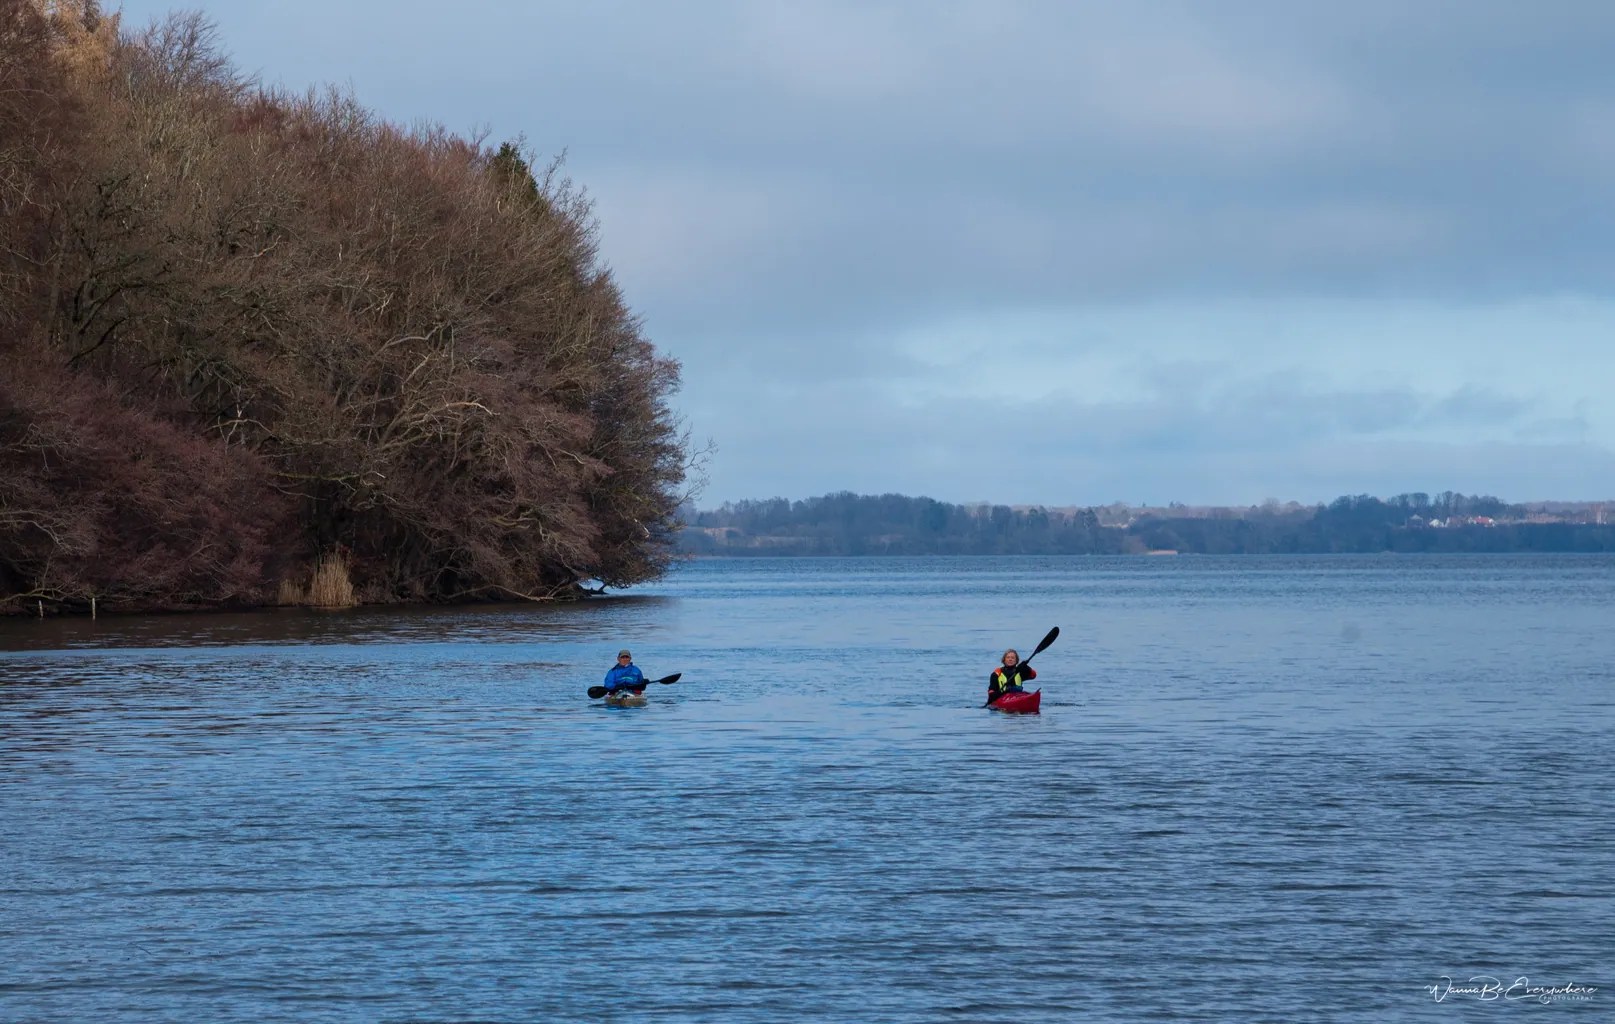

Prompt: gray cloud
xmin=686 ymin=355 xmax=1606 ymax=505
xmin=130 ymin=1 xmax=1615 ymax=318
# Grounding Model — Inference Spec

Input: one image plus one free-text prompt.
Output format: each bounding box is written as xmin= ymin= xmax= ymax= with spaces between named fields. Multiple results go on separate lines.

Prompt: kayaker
xmin=603 ymin=649 xmax=646 ymax=694
xmin=987 ymin=648 xmax=1036 ymax=705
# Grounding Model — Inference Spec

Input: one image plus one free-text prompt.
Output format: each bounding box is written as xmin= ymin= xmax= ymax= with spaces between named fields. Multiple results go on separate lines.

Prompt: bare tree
xmin=2 ymin=6 xmax=690 ymax=613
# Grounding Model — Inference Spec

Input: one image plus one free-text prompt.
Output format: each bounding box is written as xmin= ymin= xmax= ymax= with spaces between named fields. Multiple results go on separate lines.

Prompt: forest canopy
xmin=1 ymin=0 xmax=690 ymax=613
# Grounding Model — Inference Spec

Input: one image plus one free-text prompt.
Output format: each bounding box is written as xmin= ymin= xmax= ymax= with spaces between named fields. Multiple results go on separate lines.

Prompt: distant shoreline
xmin=677 ymin=491 xmax=1614 ymax=558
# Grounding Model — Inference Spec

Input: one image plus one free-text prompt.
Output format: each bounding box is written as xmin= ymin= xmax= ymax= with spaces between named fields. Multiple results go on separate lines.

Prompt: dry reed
xmin=306 ymin=551 xmax=357 ymax=608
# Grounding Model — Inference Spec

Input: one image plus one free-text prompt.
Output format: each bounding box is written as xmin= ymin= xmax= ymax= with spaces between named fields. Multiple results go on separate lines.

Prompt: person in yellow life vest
xmin=987 ymin=648 xmax=1037 ymax=705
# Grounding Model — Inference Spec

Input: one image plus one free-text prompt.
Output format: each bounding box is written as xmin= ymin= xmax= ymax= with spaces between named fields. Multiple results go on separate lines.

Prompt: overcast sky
xmin=116 ymin=0 xmax=1615 ymax=506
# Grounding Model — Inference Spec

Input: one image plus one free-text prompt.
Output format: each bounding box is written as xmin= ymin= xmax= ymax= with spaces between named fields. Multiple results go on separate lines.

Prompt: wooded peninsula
xmin=1 ymin=1 xmax=688 ymax=615
xmin=680 ymin=492 xmax=1615 ymax=556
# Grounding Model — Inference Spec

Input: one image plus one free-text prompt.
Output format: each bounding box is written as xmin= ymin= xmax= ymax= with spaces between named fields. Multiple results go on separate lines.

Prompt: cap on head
xmin=618 ymin=649 xmax=632 ymax=659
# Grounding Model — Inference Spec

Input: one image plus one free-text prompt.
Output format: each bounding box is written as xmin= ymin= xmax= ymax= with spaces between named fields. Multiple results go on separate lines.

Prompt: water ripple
xmin=2 ymin=554 xmax=1612 ymax=1022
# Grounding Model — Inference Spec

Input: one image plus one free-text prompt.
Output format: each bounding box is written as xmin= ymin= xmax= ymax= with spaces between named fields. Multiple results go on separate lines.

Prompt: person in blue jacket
xmin=603 ymin=649 xmax=645 ymax=694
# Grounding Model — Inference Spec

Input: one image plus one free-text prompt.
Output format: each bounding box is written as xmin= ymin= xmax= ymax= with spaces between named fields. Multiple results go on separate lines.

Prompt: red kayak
xmin=989 ymin=689 xmax=1041 ymax=714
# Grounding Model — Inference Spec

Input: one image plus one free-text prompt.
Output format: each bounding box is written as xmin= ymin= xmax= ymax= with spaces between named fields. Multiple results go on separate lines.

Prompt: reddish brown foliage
xmin=0 ymin=345 xmax=286 ymax=609
xmin=0 ymin=3 xmax=689 ymax=613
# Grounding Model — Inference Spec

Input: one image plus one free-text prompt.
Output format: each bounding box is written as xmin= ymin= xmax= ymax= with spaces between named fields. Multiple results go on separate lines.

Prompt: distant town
xmin=1080 ymin=499 xmax=1609 ymax=529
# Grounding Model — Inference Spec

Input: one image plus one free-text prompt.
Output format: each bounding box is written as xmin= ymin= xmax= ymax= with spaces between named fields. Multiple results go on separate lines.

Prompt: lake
xmin=2 ymin=555 xmax=1610 ymax=1021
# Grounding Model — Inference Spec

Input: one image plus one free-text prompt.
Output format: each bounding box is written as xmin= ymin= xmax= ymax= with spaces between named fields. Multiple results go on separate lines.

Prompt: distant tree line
xmin=682 ymin=494 xmax=1129 ymax=556
xmin=1 ymin=2 xmax=688 ymax=614
xmin=679 ymin=492 xmax=1615 ymax=556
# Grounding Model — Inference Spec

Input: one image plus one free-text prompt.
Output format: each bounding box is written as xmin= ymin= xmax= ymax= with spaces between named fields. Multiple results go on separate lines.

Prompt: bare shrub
xmin=0 ymin=344 xmax=290 ymax=612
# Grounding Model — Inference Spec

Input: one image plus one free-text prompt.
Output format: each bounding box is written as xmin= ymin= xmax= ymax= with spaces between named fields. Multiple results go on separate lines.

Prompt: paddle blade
xmin=1023 ymin=626 xmax=1059 ymax=664
xmin=587 ymin=685 xmax=608 ymax=699
xmin=655 ymin=672 xmax=682 ymax=685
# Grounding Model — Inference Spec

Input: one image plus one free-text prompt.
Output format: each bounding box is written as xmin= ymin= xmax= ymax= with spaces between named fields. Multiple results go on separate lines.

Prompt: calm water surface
xmin=2 ymin=555 xmax=1611 ymax=1022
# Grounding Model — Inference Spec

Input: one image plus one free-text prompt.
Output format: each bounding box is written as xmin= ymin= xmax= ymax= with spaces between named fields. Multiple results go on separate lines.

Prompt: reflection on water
xmin=2 ymin=555 xmax=1612 ymax=1022
xmin=0 ymin=594 xmax=679 ymax=651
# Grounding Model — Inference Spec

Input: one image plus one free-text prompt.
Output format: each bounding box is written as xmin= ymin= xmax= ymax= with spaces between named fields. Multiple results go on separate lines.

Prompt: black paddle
xmin=1021 ymin=626 xmax=1059 ymax=667
xmin=588 ymin=672 xmax=681 ymax=699
xmin=983 ymin=626 xmax=1059 ymax=706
